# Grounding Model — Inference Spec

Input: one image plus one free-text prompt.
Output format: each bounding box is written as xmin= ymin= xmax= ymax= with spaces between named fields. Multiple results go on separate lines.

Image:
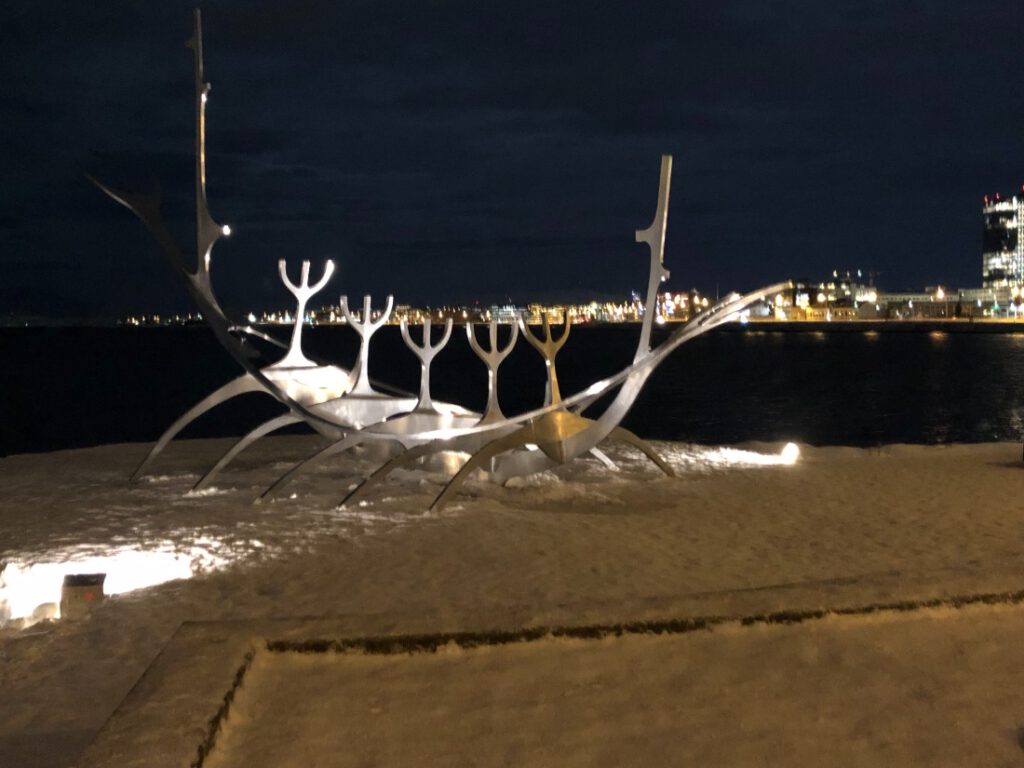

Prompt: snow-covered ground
xmin=2 ymin=437 xmax=1024 ymax=767
xmin=208 ymin=603 xmax=1024 ymax=768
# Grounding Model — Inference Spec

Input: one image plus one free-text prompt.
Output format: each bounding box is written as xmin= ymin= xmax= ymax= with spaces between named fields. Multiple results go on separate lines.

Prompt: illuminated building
xmin=982 ymin=191 xmax=1024 ymax=288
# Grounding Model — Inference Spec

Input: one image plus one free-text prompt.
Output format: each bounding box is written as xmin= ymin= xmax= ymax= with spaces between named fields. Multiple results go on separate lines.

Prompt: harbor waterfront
xmin=8 ymin=3 xmax=1024 ymax=766
xmin=3 ymin=324 xmax=1024 ymax=457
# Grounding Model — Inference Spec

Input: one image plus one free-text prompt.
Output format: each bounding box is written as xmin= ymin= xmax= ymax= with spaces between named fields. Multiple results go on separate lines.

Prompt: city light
xmin=117 ymin=199 xmax=1024 ymax=334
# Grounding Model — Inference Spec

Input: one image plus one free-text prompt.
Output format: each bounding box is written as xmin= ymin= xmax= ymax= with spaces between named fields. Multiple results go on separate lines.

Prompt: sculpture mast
xmin=633 ymin=154 xmax=672 ymax=361
xmin=187 ymin=8 xmax=228 ymax=293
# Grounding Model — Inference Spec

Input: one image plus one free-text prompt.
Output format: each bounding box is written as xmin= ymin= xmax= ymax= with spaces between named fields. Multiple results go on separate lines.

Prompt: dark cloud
xmin=2 ymin=0 xmax=1024 ymax=319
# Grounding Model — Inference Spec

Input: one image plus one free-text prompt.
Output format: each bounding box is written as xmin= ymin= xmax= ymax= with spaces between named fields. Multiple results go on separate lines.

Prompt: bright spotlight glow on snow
xmin=690 ymin=443 xmax=801 ymax=469
xmin=0 ymin=539 xmax=234 ymax=628
xmin=780 ymin=442 xmax=800 ymax=464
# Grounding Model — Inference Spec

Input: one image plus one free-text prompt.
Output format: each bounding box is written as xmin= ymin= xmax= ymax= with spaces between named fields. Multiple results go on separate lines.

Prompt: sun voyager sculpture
xmin=91 ymin=11 xmax=789 ymax=511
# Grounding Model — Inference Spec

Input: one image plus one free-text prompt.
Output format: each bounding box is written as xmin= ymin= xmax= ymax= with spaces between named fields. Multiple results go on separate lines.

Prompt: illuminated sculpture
xmin=92 ymin=11 xmax=788 ymax=510
xmin=466 ymin=319 xmax=518 ymax=424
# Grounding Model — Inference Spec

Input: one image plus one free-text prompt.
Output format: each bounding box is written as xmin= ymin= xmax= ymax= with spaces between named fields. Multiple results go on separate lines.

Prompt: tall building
xmin=982 ymin=192 xmax=1024 ymax=287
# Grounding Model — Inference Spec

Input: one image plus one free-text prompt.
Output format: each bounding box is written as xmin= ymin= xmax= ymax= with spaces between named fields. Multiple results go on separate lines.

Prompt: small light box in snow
xmin=61 ymin=573 xmax=106 ymax=619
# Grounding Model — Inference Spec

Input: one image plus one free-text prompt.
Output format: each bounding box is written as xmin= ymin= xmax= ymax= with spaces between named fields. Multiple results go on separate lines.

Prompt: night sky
xmin=4 ymin=1 xmax=1024 ymax=321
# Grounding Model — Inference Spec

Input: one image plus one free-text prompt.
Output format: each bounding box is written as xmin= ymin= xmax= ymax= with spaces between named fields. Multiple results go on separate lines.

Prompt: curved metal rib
xmin=338 ymin=441 xmax=443 ymax=507
xmin=608 ymin=426 xmax=674 ymax=477
xmin=131 ymin=375 xmax=264 ymax=482
xmin=229 ymin=324 xmax=289 ymax=350
xmin=429 ymin=429 xmax=533 ymax=511
xmin=193 ymin=413 xmax=303 ymax=492
xmin=260 ymin=432 xmax=402 ymax=501
xmin=259 ymin=434 xmax=365 ymax=501
xmin=588 ymin=447 xmax=618 ymax=472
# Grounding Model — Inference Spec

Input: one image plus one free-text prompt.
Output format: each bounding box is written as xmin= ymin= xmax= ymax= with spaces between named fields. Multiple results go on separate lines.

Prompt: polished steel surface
xmin=339 ymin=294 xmax=394 ymax=396
xmin=519 ymin=312 xmax=571 ymax=406
xmin=401 ymin=317 xmax=453 ymax=413
xmin=275 ymin=260 xmax=336 ymax=369
xmin=466 ymin=320 xmax=519 ymax=424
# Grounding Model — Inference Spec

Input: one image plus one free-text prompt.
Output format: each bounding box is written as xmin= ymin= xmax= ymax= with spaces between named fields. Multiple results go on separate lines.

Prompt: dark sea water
xmin=2 ymin=325 xmax=1024 ymax=456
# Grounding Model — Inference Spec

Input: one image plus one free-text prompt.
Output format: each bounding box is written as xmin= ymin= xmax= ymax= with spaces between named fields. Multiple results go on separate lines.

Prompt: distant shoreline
xmin=4 ymin=318 xmax=1024 ymax=334
xmin=718 ymin=319 xmax=1024 ymax=334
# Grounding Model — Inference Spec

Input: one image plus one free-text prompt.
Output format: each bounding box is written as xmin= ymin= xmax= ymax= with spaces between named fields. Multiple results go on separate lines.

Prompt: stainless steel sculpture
xmin=401 ymin=317 xmax=453 ymax=415
xmin=466 ymin=320 xmax=518 ymax=424
xmin=93 ymin=10 xmax=789 ymax=511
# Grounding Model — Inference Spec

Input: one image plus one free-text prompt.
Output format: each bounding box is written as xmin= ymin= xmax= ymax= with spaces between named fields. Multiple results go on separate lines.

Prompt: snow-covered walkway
xmin=2 ymin=437 xmax=1023 ymax=767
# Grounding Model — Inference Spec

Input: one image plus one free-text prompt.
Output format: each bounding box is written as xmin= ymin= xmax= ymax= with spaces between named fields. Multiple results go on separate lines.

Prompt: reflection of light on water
xmin=0 ymin=538 xmax=235 ymax=628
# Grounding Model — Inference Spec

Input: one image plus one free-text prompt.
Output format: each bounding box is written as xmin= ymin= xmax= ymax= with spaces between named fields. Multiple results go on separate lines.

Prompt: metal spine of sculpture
xmin=93 ymin=10 xmax=791 ymax=510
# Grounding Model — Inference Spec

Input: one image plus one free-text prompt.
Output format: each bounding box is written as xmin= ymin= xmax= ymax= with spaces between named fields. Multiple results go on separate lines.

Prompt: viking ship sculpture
xmin=92 ymin=11 xmax=789 ymax=511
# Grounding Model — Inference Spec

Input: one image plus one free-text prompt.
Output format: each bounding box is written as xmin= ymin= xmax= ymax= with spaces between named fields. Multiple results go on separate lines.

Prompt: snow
xmin=2 ymin=437 xmax=1024 ymax=767
xmin=207 ymin=603 xmax=1024 ymax=768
